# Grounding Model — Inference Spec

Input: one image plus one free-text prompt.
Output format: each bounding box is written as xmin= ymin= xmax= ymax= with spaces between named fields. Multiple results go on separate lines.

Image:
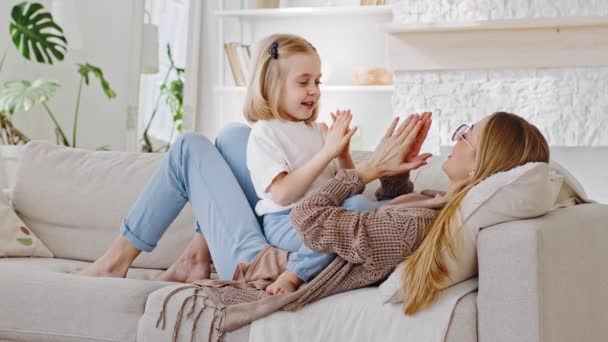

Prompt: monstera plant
xmin=0 ymin=1 xmax=116 ymax=148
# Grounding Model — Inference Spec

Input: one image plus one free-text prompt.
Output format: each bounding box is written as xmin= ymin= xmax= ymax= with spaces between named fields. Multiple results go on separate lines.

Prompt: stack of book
xmin=360 ymin=0 xmax=391 ymax=5
xmin=224 ymin=42 xmax=251 ymax=87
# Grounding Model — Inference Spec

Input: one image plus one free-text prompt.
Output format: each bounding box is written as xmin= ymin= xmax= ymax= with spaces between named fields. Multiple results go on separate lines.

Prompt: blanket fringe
xmin=156 ymin=284 xmax=227 ymax=342
xmin=156 ymin=285 xmax=198 ymax=330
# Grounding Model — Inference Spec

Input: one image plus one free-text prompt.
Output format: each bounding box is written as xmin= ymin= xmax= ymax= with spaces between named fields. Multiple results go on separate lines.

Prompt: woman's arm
xmin=290 ymin=169 xmax=435 ymax=270
xmin=338 ymin=153 xmax=355 ymax=170
xmin=290 ymin=114 xmax=434 ymax=269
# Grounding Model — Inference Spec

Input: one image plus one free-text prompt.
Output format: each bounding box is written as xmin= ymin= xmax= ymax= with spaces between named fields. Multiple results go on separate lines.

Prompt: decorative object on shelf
xmin=141 ymin=44 xmax=185 ymax=153
xmin=361 ymin=0 xmax=391 ymax=5
xmin=353 ymin=67 xmax=393 ymax=85
xmin=224 ymin=42 xmax=251 ymax=87
xmin=244 ymin=0 xmax=280 ymax=9
xmin=0 ymin=2 xmax=117 ymax=148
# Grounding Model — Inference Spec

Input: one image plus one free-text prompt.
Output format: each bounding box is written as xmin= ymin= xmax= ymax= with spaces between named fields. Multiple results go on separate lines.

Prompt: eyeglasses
xmin=452 ymin=124 xmax=476 ymax=151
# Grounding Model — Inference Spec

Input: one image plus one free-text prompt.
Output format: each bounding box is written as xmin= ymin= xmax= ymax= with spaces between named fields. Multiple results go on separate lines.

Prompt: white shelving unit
xmin=214 ymin=1 xmax=395 ymax=150
xmin=381 ymin=16 xmax=608 ymax=72
xmin=216 ymin=5 xmax=392 ymax=17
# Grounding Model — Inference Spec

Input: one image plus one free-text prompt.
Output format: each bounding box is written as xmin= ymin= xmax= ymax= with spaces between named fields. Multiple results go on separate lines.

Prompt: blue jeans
xmin=120 ymin=129 xmax=267 ymax=279
xmin=264 ymin=195 xmax=387 ymax=282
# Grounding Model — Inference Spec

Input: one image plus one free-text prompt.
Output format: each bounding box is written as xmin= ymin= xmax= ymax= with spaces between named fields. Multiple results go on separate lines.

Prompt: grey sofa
xmin=0 ymin=141 xmax=606 ymax=342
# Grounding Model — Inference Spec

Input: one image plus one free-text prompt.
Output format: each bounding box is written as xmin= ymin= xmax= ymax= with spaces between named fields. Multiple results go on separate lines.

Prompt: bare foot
xmin=74 ymin=258 xmax=129 ymax=278
xmin=74 ymin=235 xmax=141 ymax=278
xmin=155 ymin=256 xmax=211 ymax=283
xmin=266 ymin=270 xmax=303 ymax=295
xmin=155 ymin=232 xmax=212 ymax=283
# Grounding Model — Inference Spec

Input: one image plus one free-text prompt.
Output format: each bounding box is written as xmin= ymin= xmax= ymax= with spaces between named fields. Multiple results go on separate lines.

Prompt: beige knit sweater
xmin=156 ymin=169 xmax=437 ymax=341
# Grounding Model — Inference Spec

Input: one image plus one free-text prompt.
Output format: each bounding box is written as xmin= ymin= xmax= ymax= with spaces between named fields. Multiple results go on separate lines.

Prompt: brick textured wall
xmin=392 ymin=0 xmax=608 ymax=146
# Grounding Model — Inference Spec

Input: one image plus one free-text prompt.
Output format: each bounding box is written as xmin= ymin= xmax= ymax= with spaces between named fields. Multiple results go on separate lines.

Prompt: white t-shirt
xmin=247 ymin=120 xmax=338 ymax=216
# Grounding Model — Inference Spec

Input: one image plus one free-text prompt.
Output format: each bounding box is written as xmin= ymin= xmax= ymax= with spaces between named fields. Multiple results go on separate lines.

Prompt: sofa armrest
xmin=477 ymin=203 xmax=608 ymax=342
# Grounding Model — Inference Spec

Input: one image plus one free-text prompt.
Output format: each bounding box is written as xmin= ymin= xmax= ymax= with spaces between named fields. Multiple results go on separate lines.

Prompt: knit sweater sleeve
xmin=374 ymin=173 xmax=414 ymax=200
xmin=289 ymin=169 xmax=436 ymax=271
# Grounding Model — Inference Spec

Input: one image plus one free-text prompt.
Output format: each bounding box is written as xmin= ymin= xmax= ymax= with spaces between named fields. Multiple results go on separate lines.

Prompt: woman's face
xmin=442 ymin=116 xmax=490 ymax=184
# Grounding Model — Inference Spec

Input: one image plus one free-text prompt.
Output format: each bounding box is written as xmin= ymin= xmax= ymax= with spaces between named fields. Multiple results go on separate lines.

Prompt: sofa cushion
xmin=12 ymin=141 xmax=196 ymax=268
xmin=0 ymin=190 xmax=52 ymax=258
xmin=380 ymin=162 xmax=563 ymax=304
xmin=0 ymin=258 xmax=174 ymax=342
xmin=138 ymin=284 xmax=475 ymax=342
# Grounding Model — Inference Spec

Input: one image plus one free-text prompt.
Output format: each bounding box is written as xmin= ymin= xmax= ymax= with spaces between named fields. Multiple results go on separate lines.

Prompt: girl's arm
xmin=268 ymin=113 xmax=357 ymax=206
xmin=268 ymin=150 xmax=335 ymax=206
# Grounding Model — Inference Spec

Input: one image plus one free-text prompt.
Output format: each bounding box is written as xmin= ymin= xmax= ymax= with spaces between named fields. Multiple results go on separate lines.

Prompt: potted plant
xmin=0 ymin=1 xmax=116 ymax=188
xmin=0 ymin=2 xmax=116 ymax=149
xmin=140 ymin=44 xmax=184 ymax=153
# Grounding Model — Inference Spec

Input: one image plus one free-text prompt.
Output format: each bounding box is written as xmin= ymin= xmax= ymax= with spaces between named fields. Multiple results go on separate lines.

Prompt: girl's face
xmin=278 ymin=53 xmax=322 ymax=122
xmin=442 ymin=116 xmax=489 ymax=183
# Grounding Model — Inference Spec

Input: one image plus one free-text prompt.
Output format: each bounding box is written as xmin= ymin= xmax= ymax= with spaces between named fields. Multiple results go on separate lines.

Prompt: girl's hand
xmin=357 ymin=114 xmax=431 ymax=183
xmin=329 ymin=109 xmax=354 ymax=161
xmin=321 ymin=110 xmax=358 ymax=160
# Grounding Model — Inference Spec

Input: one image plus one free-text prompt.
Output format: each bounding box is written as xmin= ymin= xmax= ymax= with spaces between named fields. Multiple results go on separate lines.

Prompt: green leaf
xmin=0 ymin=79 xmax=60 ymax=114
xmin=9 ymin=2 xmax=67 ymax=64
xmin=96 ymin=145 xmax=111 ymax=151
xmin=0 ymin=49 xmax=7 ymax=73
xmin=77 ymin=63 xmax=117 ymax=99
xmin=17 ymin=237 xmax=32 ymax=246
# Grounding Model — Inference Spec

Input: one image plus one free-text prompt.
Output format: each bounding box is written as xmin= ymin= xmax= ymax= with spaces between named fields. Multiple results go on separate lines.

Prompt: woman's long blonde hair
xmin=243 ymin=34 xmax=319 ymax=124
xmin=402 ymin=112 xmax=550 ymax=315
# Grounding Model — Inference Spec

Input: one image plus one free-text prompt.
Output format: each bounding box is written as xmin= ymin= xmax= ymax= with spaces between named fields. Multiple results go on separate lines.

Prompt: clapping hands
xmin=357 ymin=112 xmax=433 ymax=183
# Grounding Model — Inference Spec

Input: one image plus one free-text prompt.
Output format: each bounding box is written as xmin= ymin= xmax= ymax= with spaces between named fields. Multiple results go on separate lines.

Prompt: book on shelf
xmin=360 ymin=0 xmax=391 ymax=5
xmin=224 ymin=42 xmax=251 ymax=87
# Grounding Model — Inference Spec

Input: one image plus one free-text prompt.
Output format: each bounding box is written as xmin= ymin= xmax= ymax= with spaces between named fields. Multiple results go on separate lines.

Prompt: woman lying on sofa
xmin=77 ymin=111 xmax=549 ymax=315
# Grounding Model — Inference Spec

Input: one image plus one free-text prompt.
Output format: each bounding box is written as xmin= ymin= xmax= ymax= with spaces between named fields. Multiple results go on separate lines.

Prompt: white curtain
xmin=138 ymin=0 xmax=190 ymax=144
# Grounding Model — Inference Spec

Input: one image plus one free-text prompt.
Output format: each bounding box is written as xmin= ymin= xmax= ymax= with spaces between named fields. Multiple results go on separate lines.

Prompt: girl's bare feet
xmin=75 ymin=235 xmax=141 ymax=278
xmin=266 ymin=270 xmax=303 ymax=295
xmin=155 ymin=233 xmax=212 ymax=283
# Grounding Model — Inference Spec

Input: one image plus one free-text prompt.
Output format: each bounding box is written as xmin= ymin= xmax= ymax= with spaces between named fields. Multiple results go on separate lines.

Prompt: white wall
xmin=392 ymin=0 xmax=608 ymax=202
xmin=0 ymin=0 xmax=142 ymax=151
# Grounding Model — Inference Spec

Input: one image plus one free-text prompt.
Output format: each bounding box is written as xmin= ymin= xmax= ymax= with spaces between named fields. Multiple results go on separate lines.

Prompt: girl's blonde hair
xmin=402 ymin=112 xmax=550 ymax=315
xmin=243 ymin=34 xmax=319 ymax=124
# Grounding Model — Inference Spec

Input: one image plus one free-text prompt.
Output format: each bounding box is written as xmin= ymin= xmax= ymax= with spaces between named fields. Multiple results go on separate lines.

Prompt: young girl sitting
xmin=244 ymin=34 xmax=427 ymax=295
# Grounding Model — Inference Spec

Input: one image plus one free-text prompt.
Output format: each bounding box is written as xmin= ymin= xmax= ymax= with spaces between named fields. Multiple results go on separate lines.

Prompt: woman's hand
xmin=321 ymin=110 xmax=358 ymax=160
xmin=405 ymin=112 xmax=432 ymax=163
xmin=357 ymin=114 xmax=432 ymax=184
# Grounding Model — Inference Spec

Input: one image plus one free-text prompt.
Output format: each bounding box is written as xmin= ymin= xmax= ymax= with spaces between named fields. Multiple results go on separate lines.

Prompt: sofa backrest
xmin=11 ymin=141 xmax=195 ymax=269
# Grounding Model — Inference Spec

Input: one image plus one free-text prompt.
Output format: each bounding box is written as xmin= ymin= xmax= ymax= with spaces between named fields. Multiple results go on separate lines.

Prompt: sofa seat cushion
xmin=0 ymin=258 xmax=176 ymax=342
xmin=137 ymin=284 xmax=251 ymax=342
xmin=138 ymin=285 xmax=476 ymax=342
